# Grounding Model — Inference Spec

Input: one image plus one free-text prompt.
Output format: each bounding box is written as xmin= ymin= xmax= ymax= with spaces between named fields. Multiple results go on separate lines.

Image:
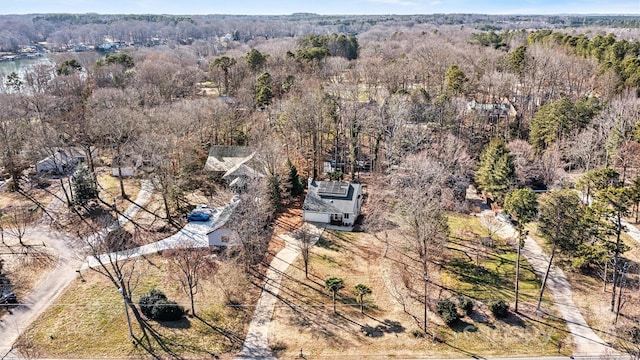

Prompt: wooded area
xmin=1 ymin=12 xmax=640 ymax=358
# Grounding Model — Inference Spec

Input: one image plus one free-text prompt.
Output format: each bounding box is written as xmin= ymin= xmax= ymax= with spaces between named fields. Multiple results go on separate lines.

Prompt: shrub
xmin=151 ymin=299 xmax=184 ymax=321
xmin=458 ymin=296 xmax=474 ymax=315
xmin=139 ymin=289 xmax=167 ymax=319
xmin=436 ymin=299 xmax=460 ymax=325
xmin=488 ymin=299 xmax=509 ymax=318
xmin=138 ymin=289 xmax=184 ymax=321
xmin=410 ymin=329 xmax=424 ymax=338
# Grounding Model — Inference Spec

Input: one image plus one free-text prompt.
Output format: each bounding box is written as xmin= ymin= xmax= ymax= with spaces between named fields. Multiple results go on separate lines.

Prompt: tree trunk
xmin=614 ymin=272 xmax=625 ymax=325
xmin=603 ymin=260 xmax=608 ymax=293
xmin=537 ymin=243 xmax=557 ymax=311
xmin=332 ymin=291 xmax=337 ymax=314
xmin=60 ymin=178 xmax=72 ymax=207
xmin=611 ymin=213 xmax=622 ymax=312
xmin=189 ymin=285 xmax=196 ymax=316
xmin=515 ymin=235 xmax=522 ymax=313
xmin=115 ymin=143 xmax=127 ymax=199
xmin=162 ymin=192 xmax=171 ymax=222
xmin=360 ymin=294 xmax=364 ymax=314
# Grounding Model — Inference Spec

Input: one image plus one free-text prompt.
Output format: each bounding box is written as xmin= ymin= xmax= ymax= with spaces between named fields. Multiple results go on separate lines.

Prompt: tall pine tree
xmin=475 ymin=138 xmax=517 ymax=204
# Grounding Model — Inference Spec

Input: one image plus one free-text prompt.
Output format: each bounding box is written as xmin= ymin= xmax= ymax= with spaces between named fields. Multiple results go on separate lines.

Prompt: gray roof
xmin=207 ymin=196 xmax=240 ymax=235
xmin=204 ymin=146 xmax=255 ymax=173
xmin=303 ymin=180 xmax=361 ymax=214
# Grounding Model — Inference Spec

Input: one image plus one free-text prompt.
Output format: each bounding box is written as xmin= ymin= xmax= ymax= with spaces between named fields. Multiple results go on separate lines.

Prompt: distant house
xmin=204 ymin=146 xmax=262 ymax=190
xmin=35 ymin=147 xmax=90 ymax=174
xmin=302 ymin=180 xmax=363 ymax=230
xmin=111 ymin=155 xmax=143 ymax=177
xmin=207 ymin=197 xmax=240 ymax=247
xmin=466 ymin=98 xmax=517 ymax=122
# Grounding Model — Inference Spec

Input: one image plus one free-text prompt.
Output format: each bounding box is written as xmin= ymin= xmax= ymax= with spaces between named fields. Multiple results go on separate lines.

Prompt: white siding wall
xmin=112 ymin=167 xmax=136 ymax=177
xmin=342 ymin=214 xmax=355 ymax=226
xmin=303 ymin=211 xmax=330 ymax=224
xmin=208 ymin=228 xmax=237 ymax=247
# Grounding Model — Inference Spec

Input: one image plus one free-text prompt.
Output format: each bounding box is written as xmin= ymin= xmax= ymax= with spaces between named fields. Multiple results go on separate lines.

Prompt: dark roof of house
xmin=302 ymin=180 xmax=361 ymax=214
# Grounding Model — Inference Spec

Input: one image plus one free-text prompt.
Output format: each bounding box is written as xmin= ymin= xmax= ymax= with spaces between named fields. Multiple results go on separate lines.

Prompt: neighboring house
xmin=112 ymin=155 xmax=143 ymax=177
xmin=466 ymin=98 xmax=517 ymax=122
xmin=302 ymin=179 xmax=363 ymax=230
xmin=207 ymin=197 xmax=241 ymax=247
xmin=204 ymin=146 xmax=262 ymax=190
xmin=35 ymin=147 xmax=89 ymax=174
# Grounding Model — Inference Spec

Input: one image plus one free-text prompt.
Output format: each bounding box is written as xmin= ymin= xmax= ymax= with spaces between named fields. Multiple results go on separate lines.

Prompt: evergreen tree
xmin=536 ymin=189 xmax=583 ymax=310
xmin=245 ymin=48 xmax=268 ymax=72
xmin=255 ymin=72 xmax=273 ymax=109
xmin=285 ymin=159 xmax=304 ymax=198
xmin=529 ymin=97 xmax=601 ymax=151
xmin=72 ymin=163 xmax=98 ymax=206
xmin=475 ymin=138 xmax=517 ymax=204
xmin=503 ymin=188 xmax=538 ymax=224
xmin=444 ymin=64 xmax=467 ymax=96
xmin=508 ymin=45 xmax=527 ymax=75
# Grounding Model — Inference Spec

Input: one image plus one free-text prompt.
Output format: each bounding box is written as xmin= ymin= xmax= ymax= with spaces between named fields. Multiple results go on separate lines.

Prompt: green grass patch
xmin=445 ymin=213 xmax=545 ymax=303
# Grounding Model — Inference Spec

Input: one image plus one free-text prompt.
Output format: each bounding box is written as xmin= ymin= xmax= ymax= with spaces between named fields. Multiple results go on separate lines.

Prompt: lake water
xmin=0 ymin=56 xmax=51 ymax=82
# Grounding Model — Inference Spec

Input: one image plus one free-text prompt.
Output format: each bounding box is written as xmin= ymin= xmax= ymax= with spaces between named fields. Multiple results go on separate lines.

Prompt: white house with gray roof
xmin=302 ymin=179 xmax=363 ymax=230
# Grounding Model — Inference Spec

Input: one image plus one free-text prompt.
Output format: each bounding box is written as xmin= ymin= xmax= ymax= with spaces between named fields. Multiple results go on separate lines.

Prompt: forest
xmin=1 ymin=12 xmax=640 ymax=359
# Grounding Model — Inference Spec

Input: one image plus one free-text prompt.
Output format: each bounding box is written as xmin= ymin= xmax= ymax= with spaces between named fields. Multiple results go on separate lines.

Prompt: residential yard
xmin=526 ymin=222 xmax=640 ymax=353
xmin=0 ymin=177 xmax=61 ymax=226
xmin=14 ymin=254 xmax=259 ymax=359
xmin=269 ymin=213 xmax=570 ymax=359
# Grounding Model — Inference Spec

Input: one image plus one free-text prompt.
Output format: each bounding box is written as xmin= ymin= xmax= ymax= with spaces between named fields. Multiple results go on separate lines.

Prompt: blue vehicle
xmin=188 ymin=211 xmax=210 ymax=222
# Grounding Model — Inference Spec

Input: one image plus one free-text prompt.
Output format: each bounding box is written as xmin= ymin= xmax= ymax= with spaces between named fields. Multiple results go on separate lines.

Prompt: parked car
xmin=0 ymin=290 xmax=17 ymax=306
xmin=188 ymin=211 xmax=210 ymax=222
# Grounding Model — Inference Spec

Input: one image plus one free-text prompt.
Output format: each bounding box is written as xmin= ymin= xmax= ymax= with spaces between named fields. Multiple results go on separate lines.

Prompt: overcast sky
xmin=1 ymin=0 xmax=638 ymax=15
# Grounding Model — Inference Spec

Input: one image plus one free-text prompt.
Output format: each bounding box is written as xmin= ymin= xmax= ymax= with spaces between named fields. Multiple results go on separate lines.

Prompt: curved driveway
xmin=0 ymin=181 xmax=153 ymax=358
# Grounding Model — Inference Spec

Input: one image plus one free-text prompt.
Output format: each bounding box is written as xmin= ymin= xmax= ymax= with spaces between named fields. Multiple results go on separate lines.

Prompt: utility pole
xmin=515 ymin=227 xmax=527 ymax=313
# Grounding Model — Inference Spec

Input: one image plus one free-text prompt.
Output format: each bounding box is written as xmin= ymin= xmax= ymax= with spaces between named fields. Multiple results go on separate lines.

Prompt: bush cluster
xmin=436 ymin=299 xmax=460 ymax=325
xmin=138 ymin=289 xmax=184 ymax=322
xmin=488 ymin=299 xmax=509 ymax=318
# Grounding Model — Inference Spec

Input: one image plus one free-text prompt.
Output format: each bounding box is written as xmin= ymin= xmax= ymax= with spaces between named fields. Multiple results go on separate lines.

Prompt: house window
xmin=221 ymin=236 xmax=229 ymax=243
xmin=344 ymin=213 xmax=349 ymax=219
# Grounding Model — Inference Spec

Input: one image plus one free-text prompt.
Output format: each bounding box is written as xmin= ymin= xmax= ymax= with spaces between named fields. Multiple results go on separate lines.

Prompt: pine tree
xmin=72 ymin=164 xmax=98 ymax=206
xmin=475 ymin=138 xmax=517 ymax=204
xmin=255 ymin=72 xmax=273 ymax=109
xmin=285 ymin=159 xmax=304 ymax=198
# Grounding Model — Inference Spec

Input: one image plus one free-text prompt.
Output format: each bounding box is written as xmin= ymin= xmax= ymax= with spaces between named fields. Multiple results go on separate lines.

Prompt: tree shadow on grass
xmin=316 ymin=236 xmax=340 ymax=251
xmin=497 ymin=311 xmax=526 ymax=328
xmin=157 ymin=317 xmax=191 ymax=329
xmin=360 ymin=318 xmax=406 ymax=337
xmin=193 ymin=315 xmax=244 ymax=347
xmin=450 ymin=319 xmax=478 ymax=333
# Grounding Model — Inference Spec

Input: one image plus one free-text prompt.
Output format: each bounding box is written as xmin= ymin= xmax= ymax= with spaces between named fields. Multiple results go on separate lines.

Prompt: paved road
xmin=468 ymin=188 xmax=616 ymax=357
xmin=0 ymin=227 xmax=81 ymax=358
xmin=234 ymin=223 xmax=324 ymax=360
xmin=0 ymin=182 xmax=153 ymax=359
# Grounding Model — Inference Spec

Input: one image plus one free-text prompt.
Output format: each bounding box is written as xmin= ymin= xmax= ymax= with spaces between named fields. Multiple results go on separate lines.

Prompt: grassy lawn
xmin=15 ymin=255 xmax=257 ymax=359
xmin=269 ymin=216 xmax=571 ymax=359
xmin=96 ymin=171 xmax=141 ymax=211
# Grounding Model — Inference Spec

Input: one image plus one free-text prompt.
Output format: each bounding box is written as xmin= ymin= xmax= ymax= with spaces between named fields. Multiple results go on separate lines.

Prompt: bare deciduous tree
xmin=164 ymin=244 xmax=216 ymax=317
